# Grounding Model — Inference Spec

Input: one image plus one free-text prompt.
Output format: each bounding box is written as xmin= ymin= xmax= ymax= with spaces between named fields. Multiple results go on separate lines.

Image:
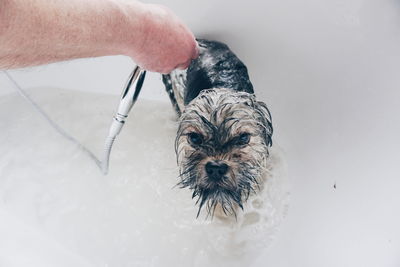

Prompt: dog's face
xmin=175 ymin=88 xmax=273 ymax=217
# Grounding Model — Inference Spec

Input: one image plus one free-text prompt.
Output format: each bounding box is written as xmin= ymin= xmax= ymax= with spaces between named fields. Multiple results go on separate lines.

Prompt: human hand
xmin=125 ymin=3 xmax=199 ymax=74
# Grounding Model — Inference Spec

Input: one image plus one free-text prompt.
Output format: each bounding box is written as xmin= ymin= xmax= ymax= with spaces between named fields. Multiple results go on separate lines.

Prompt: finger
xmin=176 ymin=59 xmax=191 ymax=70
xmin=192 ymin=42 xmax=200 ymax=59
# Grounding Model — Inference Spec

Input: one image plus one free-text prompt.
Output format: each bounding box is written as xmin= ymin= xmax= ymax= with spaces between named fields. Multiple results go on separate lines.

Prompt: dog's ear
xmin=254 ymin=100 xmax=273 ymax=146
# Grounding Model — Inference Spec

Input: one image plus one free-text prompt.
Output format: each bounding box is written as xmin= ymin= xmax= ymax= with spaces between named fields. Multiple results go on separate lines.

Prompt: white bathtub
xmin=1 ymin=0 xmax=400 ymax=266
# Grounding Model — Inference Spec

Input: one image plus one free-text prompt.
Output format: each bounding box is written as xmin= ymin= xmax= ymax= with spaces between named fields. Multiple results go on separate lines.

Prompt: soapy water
xmin=0 ymin=88 xmax=289 ymax=267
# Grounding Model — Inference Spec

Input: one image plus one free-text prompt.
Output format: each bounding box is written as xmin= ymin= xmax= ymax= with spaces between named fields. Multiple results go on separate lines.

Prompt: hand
xmin=125 ymin=3 xmax=199 ymax=73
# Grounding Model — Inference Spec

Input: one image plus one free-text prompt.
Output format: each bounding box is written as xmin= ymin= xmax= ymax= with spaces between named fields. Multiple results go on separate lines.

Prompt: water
xmin=0 ymin=88 xmax=289 ymax=267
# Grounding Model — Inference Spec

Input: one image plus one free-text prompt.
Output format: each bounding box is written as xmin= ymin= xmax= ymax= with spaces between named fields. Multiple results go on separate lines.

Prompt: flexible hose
xmin=101 ymin=136 xmax=116 ymax=175
xmin=3 ymin=67 xmax=145 ymax=175
xmin=4 ymin=71 xmax=103 ymax=169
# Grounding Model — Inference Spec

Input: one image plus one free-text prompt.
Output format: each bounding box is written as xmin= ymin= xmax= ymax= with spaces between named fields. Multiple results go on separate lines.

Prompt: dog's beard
xmin=178 ymin=157 xmax=264 ymax=218
xmin=175 ymin=89 xmax=273 ymax=218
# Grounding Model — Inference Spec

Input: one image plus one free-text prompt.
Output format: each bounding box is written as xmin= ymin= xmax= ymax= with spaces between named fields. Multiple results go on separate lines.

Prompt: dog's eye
xmin=187 ymin=132 xmax=203 ymax=146
xmin=236 ymin=133 xmax=250 ymax=146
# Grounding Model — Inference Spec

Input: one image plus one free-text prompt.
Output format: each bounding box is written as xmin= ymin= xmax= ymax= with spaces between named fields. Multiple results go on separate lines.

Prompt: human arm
xmin=0 ymin=0 xmax=198 ymax=73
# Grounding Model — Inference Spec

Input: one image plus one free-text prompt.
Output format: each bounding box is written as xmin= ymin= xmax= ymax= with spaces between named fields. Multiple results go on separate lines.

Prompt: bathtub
xmin=1 ymin=0 xmax=400 ymax=266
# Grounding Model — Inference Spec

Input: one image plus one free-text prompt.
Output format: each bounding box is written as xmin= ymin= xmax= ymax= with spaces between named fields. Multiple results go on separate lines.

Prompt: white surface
xmin=1 ymin=0 xmax=400 ymax=266
xmin=0 ymin=89 xmax=288 ymax=267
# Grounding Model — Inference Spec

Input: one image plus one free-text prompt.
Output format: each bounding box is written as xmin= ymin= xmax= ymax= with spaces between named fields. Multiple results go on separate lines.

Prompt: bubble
xmin=0 ymin=88 xmax=289 ymax=267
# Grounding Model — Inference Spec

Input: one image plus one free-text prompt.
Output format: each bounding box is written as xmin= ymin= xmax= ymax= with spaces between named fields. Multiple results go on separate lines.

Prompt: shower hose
xmin=3 ymin=66 xmax=146 ymax=175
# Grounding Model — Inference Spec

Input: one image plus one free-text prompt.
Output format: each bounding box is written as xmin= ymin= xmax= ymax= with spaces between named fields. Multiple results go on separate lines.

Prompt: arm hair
xmin=0 ymin=0 xmax=146 ymax=68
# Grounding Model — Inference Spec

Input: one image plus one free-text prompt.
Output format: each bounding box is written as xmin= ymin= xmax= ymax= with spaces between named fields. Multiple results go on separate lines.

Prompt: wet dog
xmin=163 ymin=39 xmax=273 ymax=218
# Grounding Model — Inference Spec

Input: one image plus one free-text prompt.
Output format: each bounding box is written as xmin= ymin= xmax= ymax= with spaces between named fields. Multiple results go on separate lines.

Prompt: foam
xmin=0 ymin=88 xmax=289 ymax=267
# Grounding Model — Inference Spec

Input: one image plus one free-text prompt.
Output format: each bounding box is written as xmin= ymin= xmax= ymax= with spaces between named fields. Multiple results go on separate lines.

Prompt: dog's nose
xmin=205 ymin=161 xmax=229 ymax=180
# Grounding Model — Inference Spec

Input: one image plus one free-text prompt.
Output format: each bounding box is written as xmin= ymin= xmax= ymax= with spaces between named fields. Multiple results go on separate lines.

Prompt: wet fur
xmin=163 ymin=39 xmax=273 ymax=218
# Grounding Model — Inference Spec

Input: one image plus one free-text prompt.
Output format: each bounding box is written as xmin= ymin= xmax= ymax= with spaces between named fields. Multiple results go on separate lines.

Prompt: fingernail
xmin=192 ymin=42 xmax=200 ymax=59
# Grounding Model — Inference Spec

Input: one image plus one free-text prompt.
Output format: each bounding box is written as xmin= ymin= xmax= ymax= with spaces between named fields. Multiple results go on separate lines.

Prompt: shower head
xmin=102 ymin=66 xmax=146 ymax=174
xmin=108 ymin=66 xmax=146 ymax=136
xmin=115 ymin=66 xmax=147 ymax=124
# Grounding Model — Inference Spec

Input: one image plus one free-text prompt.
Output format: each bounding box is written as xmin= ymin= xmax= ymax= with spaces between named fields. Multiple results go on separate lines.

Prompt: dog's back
xmin=162 ymin=39 xmax=254 ymax=115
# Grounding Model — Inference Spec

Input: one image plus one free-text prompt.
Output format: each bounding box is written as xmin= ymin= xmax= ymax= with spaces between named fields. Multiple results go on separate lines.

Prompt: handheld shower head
xmin=102 ymin=66 xmax=147 ymax=174
xmin=117 ymin=66 xmax=147 ymax=119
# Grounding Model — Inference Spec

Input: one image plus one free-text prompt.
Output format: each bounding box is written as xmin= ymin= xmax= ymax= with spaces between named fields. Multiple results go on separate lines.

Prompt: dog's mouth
xmin=177 ymin=165 xmax=261 ymax=218
xmin=202 ymin=175 xmax=236 ymax=190
xmin=177 ymin=173 xmax=241 ymax=218
xmin=191 ymin=184 xmax=243 ymax=218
